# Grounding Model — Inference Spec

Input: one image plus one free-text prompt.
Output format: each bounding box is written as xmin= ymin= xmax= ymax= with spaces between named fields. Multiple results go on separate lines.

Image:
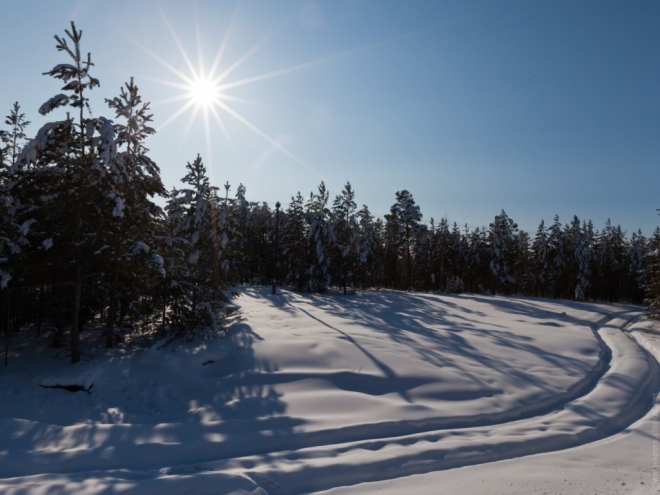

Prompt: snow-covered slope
xmin=0 ymin=287 xmax=656 ymax=494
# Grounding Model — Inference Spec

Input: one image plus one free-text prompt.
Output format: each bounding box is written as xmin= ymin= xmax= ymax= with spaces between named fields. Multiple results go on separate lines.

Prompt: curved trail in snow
xmin=224 ymin=311 xmax=660 ymax=494
xmin=0 ymin=308 xmax=658 ymax=495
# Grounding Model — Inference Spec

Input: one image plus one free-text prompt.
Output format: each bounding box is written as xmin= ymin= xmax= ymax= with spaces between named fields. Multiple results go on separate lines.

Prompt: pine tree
xmin=626 ymin=229 xmax=646 ymax=303
xmin=390 ymin=190 xmax=422 ymax=290
xmin=100 ymin=77 xmax=167 ymax=347
xmin=233 ymin=184 xmax=253 ymax=283
xmin=13 ymin=22 xmax=108 ymax=362
xmin=488 ymin=210 xmax=518 ymax=293
xmin=567 ymin=216 xmax=590 ymax=301
xmin=531 ymin=220 xmax=549 ymax=296
xmin=2 ymin=103 xmax=31 ymax=171
xmin=165 ymin=155 xmax=227 ymax=332
xmin=513 ymin=230 xmax=534 ymax=295
xmin=644 ymin=227 xmax=660 ymax=310
xmin=332 ymin=182 xmax=358 ymax=294
xmin=355 ymin=204 xmax=378 ymax=289
xmin=434 ymin=217 xmax=450 ymax=291
xmin=305 ymin=182 xmax=334 ymax=292
xmin=0 ymin=103 xmax=31 ymax=291
xmin=413 ymin=218 xmax=438 ymax=291
xmin=547 ymin=215 xmax=565 ymax=298
xmin=281 ymin=193 xmax=308 ymax=291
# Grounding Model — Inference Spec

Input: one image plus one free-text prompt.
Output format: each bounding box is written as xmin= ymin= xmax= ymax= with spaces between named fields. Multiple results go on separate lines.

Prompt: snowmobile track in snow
xmin=0 ymin=302 xmax=658 ymax=495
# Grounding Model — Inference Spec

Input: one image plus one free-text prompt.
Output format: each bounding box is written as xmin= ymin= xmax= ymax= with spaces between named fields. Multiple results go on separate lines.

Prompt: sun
xmin=120 ymin=6 xmax=376 ymax=180
xmin=189 ymin=77 xmax=220 ymax=108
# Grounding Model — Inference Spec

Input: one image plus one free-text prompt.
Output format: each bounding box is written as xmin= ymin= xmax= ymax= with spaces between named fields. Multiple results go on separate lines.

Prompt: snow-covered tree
xmin=332 ymin=182 xmax=358 ymax=294
xmin=355 ymin=204 xmax=379 ymax=289
xmin=165 ymin=155 xmax=228 ymax=332
xmin=305 ymin=182 xmax=335 ymax=292
xmin=488 ymin=210 xmax=518 ymax=293
xmin=644 ymin=228 xmax=660 ymax=310
xmin=2 ymin=103 xmax=31 ymax=171
xmin=567 ymin=216 xmax=590 ymax=301
xmin=281 ymin=193 xmax=308 ymax=291
xmin=99 ymin=77 xmax=167 ymax=347
xmin=11 ymin=22 xmax=110 ymax=362
xmin=389 ymin=190 xmax=422 ymax=290
xmin=547 ymin=215 xmax=566 ymax=298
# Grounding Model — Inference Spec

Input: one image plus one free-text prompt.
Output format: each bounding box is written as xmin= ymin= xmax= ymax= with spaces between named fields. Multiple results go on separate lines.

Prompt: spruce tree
xmin=305 ymin=182 xmax=334 ymax=292
xmin=644 ymin=227 xmax=660 ymax=310
xmin=332 ymin=182 xmax=358 ymax=294
xmin=15 ymin=22 xmax=106 ymax=362
xmin=165 ymin=155 xmax=227 ymax=332
xmin=281 ymin=193 xmax=309 ymax=291
xmin=100 ymin=77 xmax=167 ymax=347
xmin=355 ymin=204 xmax=378 ymax=289
xmin=488 ymin=210 xmax=518 ymax=293
xmin=390 ymin=190 xmax=422 ymax=290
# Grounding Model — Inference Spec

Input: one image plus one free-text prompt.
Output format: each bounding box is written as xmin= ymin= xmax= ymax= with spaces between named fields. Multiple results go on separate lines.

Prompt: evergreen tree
xmin=626 ymin=229 xmax=646 ymax=303
xmin=547 ymin=215 xmax=565 ymax=298
xmin=165 ymin=155 xmax=227 ymax=332
xmin=488 ymin=210 xmax=518 ymax=293
xmin=13 ymin=22 xmax=109 ymax=362
xmin=305 ymin=182 xmax=334 ymax=292
xmin=100 ymin=77 xmax=167 ymax=346
xmin=281 ymin=193 xmax=308 ymax=291
xmin=2 ymin=103 xmax=31 ymax=171
xmin=567 ymin=216 xmax=590 ymax=301
xmin=389 ymin=190 xmax=422 ymax=290
xmin=355 ymin=204 xmax=378 ymax=289
xmin=434 ymin=217 xmax=450 ymax=291
xmin=644 ymin=227 xmax=660 ymax=310
xmin=332 ymin=182 xmax=358 ymax=294
xmin=531 ymin=220 xmax=549 ymax=297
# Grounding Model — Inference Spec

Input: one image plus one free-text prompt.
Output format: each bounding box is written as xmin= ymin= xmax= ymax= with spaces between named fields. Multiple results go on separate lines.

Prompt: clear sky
xmin=2 ymin=1 xmax=659 ymax=235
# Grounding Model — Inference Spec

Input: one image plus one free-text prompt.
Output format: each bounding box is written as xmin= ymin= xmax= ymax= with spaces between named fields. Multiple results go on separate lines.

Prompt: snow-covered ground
xmin=0 ymin=287 xmax=658 ymax=494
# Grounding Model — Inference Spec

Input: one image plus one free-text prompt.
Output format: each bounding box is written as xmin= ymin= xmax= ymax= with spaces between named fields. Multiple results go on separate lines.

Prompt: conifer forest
xmin=1 ymin=22 xmax=659 ymax=366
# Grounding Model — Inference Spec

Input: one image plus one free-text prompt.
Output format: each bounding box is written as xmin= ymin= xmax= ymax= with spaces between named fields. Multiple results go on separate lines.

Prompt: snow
xmin=0 ymin=287 xmax=658 ymax=494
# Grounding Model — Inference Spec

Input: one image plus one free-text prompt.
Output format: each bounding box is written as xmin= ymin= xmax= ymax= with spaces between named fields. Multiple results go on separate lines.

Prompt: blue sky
xmin=2 ymin=1 xmax=659 ymax=235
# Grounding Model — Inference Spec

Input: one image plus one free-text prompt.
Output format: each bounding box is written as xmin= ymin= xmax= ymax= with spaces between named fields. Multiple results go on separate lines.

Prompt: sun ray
xmin=158 ymin=5 xmax=200 ymax=81
xmin=217 ymin=39 xmax=389 ymax=93
xmin=157 ymin=98 xmax=197 ymax=132
xmin=216 ymin=93 xmax=261 ymax=106
xmin=152 ymin=93 xmax=194 ymax=107
xmin=207 ymin=0 xmax=242 ymax=80
xmin=214 ymin=98 xmax=325 ymax=181
xmin=194 ymin=2 xmax=206 ymax=79
xmin=138 ymin=7 xmax=419 ymax=183
xmin=176 ymin=103 xmax=202 ymax=155
xmin=203 ymin=107 xmax=216 ymax=184
xmin=117 ymin=28 xmax=196 ymax=87
xmin=208 ymin=103 xmax=239 ymax=157
xmin=213 ymin=23 xmax=284 ymax=86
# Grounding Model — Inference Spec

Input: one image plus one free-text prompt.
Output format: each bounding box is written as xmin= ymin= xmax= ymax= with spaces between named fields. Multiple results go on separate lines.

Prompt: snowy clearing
xmin=0 ymin=287 xmax=658 ymax=494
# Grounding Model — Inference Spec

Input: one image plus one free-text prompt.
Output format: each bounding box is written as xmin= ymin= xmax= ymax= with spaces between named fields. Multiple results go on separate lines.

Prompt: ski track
xmin=0 ymin=293 xmax=658 ymax=494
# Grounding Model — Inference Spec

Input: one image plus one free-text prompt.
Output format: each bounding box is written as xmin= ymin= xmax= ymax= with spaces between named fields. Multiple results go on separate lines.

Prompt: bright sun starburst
xmin=189 ymin=77 xmax=220 ymax=107
xmin=119 ymin=5 xmax=386 ymax=179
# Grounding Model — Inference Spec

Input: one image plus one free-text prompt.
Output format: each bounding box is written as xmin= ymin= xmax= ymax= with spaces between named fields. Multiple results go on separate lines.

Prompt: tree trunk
xmin=71 ymin=265 xmax=82 ymax=363
xmin=106 ymin=268 xmax=118 ymax=348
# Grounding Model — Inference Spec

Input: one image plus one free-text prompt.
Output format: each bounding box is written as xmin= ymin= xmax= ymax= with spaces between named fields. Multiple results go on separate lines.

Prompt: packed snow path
xmin=0 ymin=288 xmax=657 ymax=494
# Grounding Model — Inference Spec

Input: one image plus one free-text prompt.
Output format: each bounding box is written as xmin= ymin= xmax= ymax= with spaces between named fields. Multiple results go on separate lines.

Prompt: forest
xmin=2 ymin=22 xmax=659 ymax=365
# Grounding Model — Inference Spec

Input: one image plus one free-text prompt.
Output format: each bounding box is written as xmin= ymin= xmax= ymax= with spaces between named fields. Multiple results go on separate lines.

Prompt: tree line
xmin=1 ymin=23 xmax=659 ymax=365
